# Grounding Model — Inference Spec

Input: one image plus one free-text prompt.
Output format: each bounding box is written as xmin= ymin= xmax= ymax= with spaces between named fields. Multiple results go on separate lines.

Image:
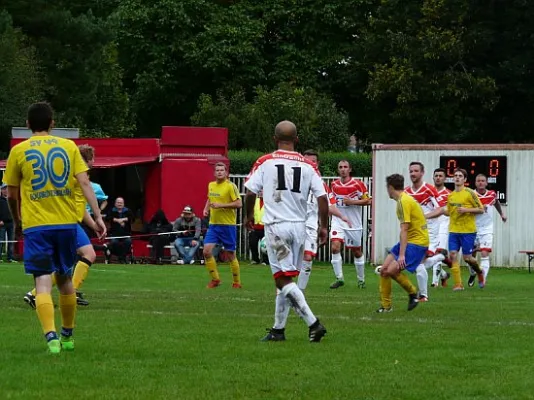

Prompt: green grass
xmin=1 ymin=262 xmax=533 ymax=400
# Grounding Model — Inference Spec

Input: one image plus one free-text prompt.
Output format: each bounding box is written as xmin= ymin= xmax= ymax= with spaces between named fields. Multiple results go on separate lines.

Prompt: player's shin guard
xmin=393 ymin=273 xmax=417 ymax=296
xmin=354 ymin=256 xmax=365 ymax=281
xmin=379 ymin=275 xmax=392 ymax=309
xmin=331 ymin=252 xmax=343 ymax=280
xmin=450 ymin=262 xmax=462 ymax=287
xmin=273 ymin=289 xmax=290 ymax=329
xmin=36 ymin=293 xmax=56 ymax=338
xmin=281 ymin=282 xmax=317 ymax=326
xmin=205 ymin=257 xmax=220 ymax=281
xmin=72 ymin=258 xmax=92 ymax=290
xmin=59 ymin=294 xmax=77 ymax=335
xmin=481 ymin=257 xmax=490 ymax=279
xmin=415 ymin=264 xmax=428 ymax=298
xmin=432 ymin=262 xmax=441 ymax=286
xmin=297 ymin=260 xmax=313 ymax=290
xmin=229 ymin=257 xmax=240 ymax=284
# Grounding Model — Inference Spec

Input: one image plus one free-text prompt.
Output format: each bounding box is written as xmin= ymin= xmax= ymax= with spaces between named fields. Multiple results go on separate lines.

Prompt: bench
xmin=518 ymin=251 xmax=534 ymax=273
xmin=146 ymin=244 xmax=204 ymax=264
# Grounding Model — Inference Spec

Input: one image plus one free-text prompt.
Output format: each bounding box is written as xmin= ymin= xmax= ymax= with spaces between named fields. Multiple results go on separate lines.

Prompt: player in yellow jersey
xmin=202 ymin=162 xmax=242 ymax=288
xmin=2 ymin=103 xmax=106 ymax=354
xmin=23 ymin=144 xmax=102 ymax=308
xmin=376 ymin=174 xmax=429 ymax=312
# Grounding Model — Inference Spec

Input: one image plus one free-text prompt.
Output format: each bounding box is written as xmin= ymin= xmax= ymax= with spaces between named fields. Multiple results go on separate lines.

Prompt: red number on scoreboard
xmin=489 ymin=159 xmax=499 ymax=177
xmin=446 ymin=159 xmax=457 ymax=176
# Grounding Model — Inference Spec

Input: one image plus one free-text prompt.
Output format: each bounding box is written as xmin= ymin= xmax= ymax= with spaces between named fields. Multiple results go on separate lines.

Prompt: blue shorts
xmin=449 ymin=233 xmax=476 ymax=255
xmin=390 ymin=242 xmax=428 ymax=273
xmin=204 ymin=225 xmax=237 ymax=252
xmin=23 ymin=228 xmax=78 ymax=276
xmin=76 ymin=224 xmax=91 ymax=249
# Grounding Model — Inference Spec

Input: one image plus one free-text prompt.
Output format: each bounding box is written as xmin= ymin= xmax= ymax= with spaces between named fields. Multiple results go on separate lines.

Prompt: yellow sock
xmin=35 ymin=293 xmax=56 ymax=335
xmin=59 ymin=293 xmax=77 ymax=329
xmin=229 ymin=257 xmax=241 ymax=284
xmin=451 ymin=262 xmax=463 ymax=286
xmin=393 ymin=273 xmax=417 ymax=295
xmin=379 ymin=275 xmax=392 ymax=309
xmin=72 ymin=260 xmax=91 ymax=290
xmin=205 ymin=257 xmax=220 ymax=281
xmin=32 ymin=273 xmax=57 ymax=297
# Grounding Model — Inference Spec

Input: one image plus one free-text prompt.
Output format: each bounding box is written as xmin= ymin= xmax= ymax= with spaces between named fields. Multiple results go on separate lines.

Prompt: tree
xmin=192 ymin=83 xmax=350 ymax=152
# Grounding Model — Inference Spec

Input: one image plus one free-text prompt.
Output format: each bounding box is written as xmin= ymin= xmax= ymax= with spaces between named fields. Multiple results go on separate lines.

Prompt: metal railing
xmin=229 ymin=174 xmax=373 ymax=263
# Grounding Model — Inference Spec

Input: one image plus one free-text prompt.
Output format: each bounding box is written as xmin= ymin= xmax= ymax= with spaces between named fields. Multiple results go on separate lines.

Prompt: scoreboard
xmin=439 ymin=156 xmax=507 ymax=204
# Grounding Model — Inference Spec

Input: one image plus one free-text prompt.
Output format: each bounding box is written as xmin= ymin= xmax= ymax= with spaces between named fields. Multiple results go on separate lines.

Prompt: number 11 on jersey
xmin=275 ymin=164 xmax=302 ymax=193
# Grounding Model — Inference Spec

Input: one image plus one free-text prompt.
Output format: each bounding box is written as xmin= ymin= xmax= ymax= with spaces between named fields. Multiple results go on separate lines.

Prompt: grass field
xmin=0 ymin=261 xmax=533 ymax=400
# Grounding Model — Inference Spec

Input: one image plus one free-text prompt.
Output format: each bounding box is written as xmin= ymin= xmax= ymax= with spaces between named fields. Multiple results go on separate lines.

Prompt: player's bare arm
xmin=494 ymin=201 xmax=507 ymax=222
xmin=203 ymin=199 xmax=210 ymax=217
xmin=6 ymin=185 xmax=21 ymax=235
xmin=82 ymin=209 xmax=98 ymax=232
xmin=329 ymin=205 xmax=352 ymax=227
xmin=317 ymin=195 xmax=329 ymax=245
xmin=425 ymin=206 xmax=445 ymax=219
xmin=244 ymin=191 xmax=257 ymax=231
xmin=76 ymin=171 xmax=106 ymax=237
xmin=211 ymin=198 xmax=242 ymax=209
xmin=457 ymin=206 xmax=484 ymax=214
xmin=343 ymin=197 xmax=371 ymax=206
xmin=397 ymin=223 xmax=409 ymax=269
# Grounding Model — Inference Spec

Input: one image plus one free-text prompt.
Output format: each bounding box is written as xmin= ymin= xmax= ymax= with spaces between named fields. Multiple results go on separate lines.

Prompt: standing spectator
xmin=248 ymin=191 xmax=267 ymax=265
xmin=146 ymin=209 xmax=172 ymax=264
xmin=107 ymin=197 xmax=134 ymax=263
xmin=0 ymin=184 xmax=16 ymax=262
xmin=173 ymin=206 xmax=202 ymax=264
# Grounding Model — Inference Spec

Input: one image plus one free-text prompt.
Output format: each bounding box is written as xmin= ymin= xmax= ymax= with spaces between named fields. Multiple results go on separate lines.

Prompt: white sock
xmin=416 ymin=264 xmax=428 ymax=298
xmin=281 ymin=282 xmax=317 ymax=327
xmin=424 ymin=253 xmax=445 ymax=268
xmin=431 ymin=262 xmax=441 ymax=285
xmin=440 ymin=266 xmax=449 ymax=278
xmin=297 ymin=260 xmax=313 ymax=290
xmin=481 ymin=257 xmax=490 ymax=280
xmin=354 ymin=256 xmax=365 ymax=282
xmin=331 ymin=253 xmax=344 ymax=280
xmin=273 ymin=289 xmax=290 ymax=329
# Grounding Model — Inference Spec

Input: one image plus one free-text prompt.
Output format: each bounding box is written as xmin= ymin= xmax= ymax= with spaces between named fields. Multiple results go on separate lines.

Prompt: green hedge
xmin=228 ymin=150 xmax=372 ymax=177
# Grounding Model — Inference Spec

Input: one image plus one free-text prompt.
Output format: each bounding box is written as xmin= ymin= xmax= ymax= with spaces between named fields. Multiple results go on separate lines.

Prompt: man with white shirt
xmin=431 ymin=168 xmax=451 ymax=287
xmin=245 ymin=121 xmax=329 ymax=343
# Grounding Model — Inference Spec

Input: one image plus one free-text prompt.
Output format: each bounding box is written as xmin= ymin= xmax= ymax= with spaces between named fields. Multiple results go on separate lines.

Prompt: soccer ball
xmin=374 ymin=265 xmax=383 ymax=275
xmin=259 ymin=237 xmax=268 ymax=255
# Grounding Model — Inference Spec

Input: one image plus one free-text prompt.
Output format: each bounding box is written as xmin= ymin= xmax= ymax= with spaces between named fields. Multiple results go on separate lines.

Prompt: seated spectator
xmin=248 ymin=191 xmax=268 ymax=265
xmin=173 ymin=206 xmax=201 ymax=265
xmin=107 ymin=197 xmax=134 ymax=263
xmin=146 ymin=209 xmax=172 ymax=264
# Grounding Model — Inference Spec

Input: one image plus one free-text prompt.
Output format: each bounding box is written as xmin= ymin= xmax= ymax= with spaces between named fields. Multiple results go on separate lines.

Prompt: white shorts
xmin=427 ymin=221 xmax=439 ymax=254
xmin=330 ymin=217 xmax=363 ymax=248
xmin=437 ymin=216 xmax=449 ymax=251
xmin=264 ymin=222 xmax=306 ymax=278
xmin=304 ymin=225 xmax=318 ymax=256
xmin=475 ymin=232 xmax=493 ymax=252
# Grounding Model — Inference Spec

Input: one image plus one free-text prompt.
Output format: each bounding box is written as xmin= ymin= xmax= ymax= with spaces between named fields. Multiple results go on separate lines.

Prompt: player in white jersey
xmin=329 ymin=161 xmax=371 ymax=289
xmin=297 ymin=150 xmax=350 ymax=291
xmin=404 ymin=162 xmax=448 ymax=301
xmin=431 ymin=168 xmax=451 ymax=287
xmin=245 ymin=121 xmax=329 ymax=343
xmin=467 ymin=173 xmax=507 ymax=286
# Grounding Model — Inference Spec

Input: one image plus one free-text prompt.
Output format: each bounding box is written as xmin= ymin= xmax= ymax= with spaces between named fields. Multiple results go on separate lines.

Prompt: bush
xmin=229 ymin=150 xmax=371 ymax=177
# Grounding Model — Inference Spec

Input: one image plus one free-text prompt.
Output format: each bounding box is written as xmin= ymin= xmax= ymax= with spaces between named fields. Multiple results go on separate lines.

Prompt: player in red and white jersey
xmin=245 ymin=121 xmax=328 ymax=343
xmin=404 ymin=162 xmax=448 ymax=301
xmin=296 ymin=150 xmax=350 ymax=291
xmin=467 ymin=174 xmax=507 ymax=286
xmin=329 ymin=160 xmax=371 ymax=289
xmin=431 ymin=168 xmax=452 ymax=287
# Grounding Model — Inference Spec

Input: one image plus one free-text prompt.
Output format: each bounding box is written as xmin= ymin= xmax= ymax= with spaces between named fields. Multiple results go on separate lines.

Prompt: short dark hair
xmin=303 ymin=149 xmax=319 ymax=159
xmin=27 ymin=102 xmax=53 ymax=132
xmin=338 ymin=159 xmax=351 ymax=167
xmin=214 ymin=162 xmax=227 ymax=170
xmin=433 ymin=168 xmax=446 ymax=175
xmin=476 ymin=173 xmax=487 ymax=180
xmin=454 ymin=168 xmax=467 ymax=178
xmin=409 ymin=161 xmax=425 ymax=172
xmin=386 ymin=174 xmax=404 ymax=190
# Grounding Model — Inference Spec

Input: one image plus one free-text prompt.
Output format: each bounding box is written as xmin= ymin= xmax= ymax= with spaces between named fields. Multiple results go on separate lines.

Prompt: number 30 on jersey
xmin=24 ymin=147 xmax=71 ymax=191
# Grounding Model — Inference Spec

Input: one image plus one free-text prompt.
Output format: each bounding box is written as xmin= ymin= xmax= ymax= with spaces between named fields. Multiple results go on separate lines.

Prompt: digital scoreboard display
xmin=439 ymin=156 xmax=507 ymax=204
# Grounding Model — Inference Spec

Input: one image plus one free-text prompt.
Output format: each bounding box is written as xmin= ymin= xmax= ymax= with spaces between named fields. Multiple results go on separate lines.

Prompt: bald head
xmin=274 ymin=120 xmax=298 ymax=143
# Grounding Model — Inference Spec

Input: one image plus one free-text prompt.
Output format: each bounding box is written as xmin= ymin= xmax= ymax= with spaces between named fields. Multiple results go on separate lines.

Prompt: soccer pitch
xmin=1 ymin=262 xmax=533 ymax=400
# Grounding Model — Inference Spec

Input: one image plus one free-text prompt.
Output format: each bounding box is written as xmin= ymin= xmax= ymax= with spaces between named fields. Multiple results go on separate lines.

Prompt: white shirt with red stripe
xmin=404 ymin=182 xmax=440 ymax=225
xmin=245 ymin=150 xmax=327 ymax=225
xmin=306 ymin=182 xmax=336 ymax=230
xmin=475 ymin=189 xmax=497 ymax=235
xmin=330 ymin=178 xmax=369 ymax=230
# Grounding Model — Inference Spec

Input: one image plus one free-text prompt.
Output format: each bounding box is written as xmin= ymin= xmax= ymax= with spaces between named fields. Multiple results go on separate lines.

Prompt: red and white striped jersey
xmin=245 ymin=150 xmax=326 ymax=225
xmin=330 ymin=178 xmax=369 ymax=229
xmin=435 ymin=187 xmax=451 ymax=208
xmin=404 ymin=183 xmax=440 ymax=214
xmin=475 ymin=189 xmax=497 ymax=234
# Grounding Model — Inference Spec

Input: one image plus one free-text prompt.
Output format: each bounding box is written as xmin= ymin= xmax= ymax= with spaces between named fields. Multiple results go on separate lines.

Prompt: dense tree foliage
xmin=1 ymin=0 xmax=533 ymax=153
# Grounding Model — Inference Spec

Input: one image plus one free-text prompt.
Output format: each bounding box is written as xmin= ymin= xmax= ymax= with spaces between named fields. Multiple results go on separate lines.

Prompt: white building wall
xmin=372 ymin=145 xmax=534 ymax=267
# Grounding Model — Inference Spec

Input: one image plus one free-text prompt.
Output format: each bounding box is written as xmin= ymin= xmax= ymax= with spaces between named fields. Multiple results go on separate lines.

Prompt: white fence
xmin=229 ymin=174 xmax=373 ymax=263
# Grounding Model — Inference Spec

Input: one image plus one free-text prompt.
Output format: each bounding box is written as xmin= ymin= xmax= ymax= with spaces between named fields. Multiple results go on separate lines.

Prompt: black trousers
xmin=248 ymin=229 xmax=267 ymax=263
xmin=149 ymin=235 xmax=167 ymax=260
